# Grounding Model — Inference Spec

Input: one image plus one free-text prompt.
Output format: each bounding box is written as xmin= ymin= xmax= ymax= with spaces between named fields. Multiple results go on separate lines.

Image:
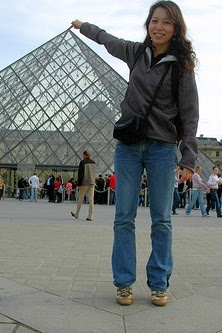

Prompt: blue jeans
xmin=24 ymin=189 xmax=30 ymax=200
xmin=206 ymin=189 xmax=222 ymax=217
xmin=186 ymin=189 xmax=207 ymax=216
xmin=112 ymin=139 xmax=177 ymax=291
xmin=172 ymin=188 xmax=180 ymax=213
xmin=19 ymin=189 xmax=24 ymax=200
xmin=30 ymin=188 xmax=38 ymax=201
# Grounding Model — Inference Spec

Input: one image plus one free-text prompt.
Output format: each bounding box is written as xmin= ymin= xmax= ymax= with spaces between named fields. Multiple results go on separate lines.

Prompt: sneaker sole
xmin=151 ymin=298 xmax=168 ymax=306
xmin=116 ymin=297 xmax=133 ymax=306
xmin=71 ymin=212 xmax=78 ymax=219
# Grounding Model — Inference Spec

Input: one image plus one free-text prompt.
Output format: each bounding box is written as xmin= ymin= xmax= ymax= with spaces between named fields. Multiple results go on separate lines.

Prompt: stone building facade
xmin=197 ymin=137 xmax=222 ymax=169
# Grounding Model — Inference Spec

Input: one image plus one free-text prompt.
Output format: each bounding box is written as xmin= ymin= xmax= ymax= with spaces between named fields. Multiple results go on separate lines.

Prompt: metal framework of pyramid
xmin=0 ymin=29 xmax=127 ymax=173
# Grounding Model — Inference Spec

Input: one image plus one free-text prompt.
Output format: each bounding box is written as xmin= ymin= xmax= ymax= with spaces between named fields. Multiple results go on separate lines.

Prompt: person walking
xmin=29 ymin=173 xmax=40 ymax=202
xmin=46 ymin=173 xmax=55 ymax=202
xmin=206 ymin=166 xmax=222 ymax=217
xmin=217 ymin=173 xmax=222 ymax=208
xmin=66 ymin=180 xmax=73 ymax=201
xmin=71 ymin=150 xmax=96 ymax=221
xmin=0 ymin=176 xmax=4 ymax=200
xmin=109 ymin=172 xmax=116 ymax=205
xmin=54 ymin=176 xmax=62 ymax=203
xmin=172 ymin=173 xmax=180 ymax=215
xmin=138 ymin=175 xmax=148 ymax=207
xmin=96 ymin=174 xmax=105 ymax=204
xmin=18 ymin=177 xmax=25 ymax=200
xmin=70 ymin=0 xmax=198 ymax=306
xmin=185 ymin=166 xmax=208 ymax=217
xmin=22 ymin=178 xmax=30 ymax=200
xmin=178 ymin=175 xmax=187 ymax=208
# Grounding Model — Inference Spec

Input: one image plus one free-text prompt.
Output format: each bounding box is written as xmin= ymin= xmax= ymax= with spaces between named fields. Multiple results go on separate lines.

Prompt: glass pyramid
xmin=0 ymin=29 xmax=127 ymax=174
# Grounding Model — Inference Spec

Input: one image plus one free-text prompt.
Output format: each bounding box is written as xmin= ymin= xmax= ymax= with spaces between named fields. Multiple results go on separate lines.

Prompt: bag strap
xmin=129 ymin=44 xmax=146 ymax=76
xmin=130 ymin=46 xmax=172 ymax=120
xmin=171 ymin=62 xmax=179 ymax=100
xmin=144 ymin=62 xmax=171 ymax=119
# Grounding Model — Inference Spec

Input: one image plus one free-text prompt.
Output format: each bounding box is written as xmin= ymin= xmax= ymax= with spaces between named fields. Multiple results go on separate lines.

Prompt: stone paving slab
xmin=125 ymin=293 xmax=222 ymax=333
xmin=0 ymin=324 xmax=17 ymax=333
xmin=0 ymin=278 xmax=125 ymax=333
xmin=0 ymin=312 xmax=40 ymax=332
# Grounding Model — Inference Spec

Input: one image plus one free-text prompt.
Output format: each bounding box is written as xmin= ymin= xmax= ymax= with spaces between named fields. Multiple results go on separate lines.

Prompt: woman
xmin=54 ymin=176 xmax=62 ymax=203
xmin=18 ymin=177 xmax=25 ymax=200
xmin=71 ymin=0 xmax=198 ymax=306
xmin=206 ymin=166 xmax=222 ymax=217
xmin=0 ymin=176 xmax=4 ymax=200
xmin=66 ymin=180 xmax=73 ymax=201
xmin=172 ymin=173 xmax=180 ymax=215
xmin=185 ymin=166 xmax=208 ymax=217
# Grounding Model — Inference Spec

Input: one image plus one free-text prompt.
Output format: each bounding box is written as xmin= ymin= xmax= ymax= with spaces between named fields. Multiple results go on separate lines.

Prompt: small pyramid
xmin=0 ymin=29 xmax=127 ymax=173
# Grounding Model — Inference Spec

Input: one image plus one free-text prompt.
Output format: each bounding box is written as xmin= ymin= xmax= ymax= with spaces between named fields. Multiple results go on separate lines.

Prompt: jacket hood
xmin=145 ymin=47 xmax=177 ymax=65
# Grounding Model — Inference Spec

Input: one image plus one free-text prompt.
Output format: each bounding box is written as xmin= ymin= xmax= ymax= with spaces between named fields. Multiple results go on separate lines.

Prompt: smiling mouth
xmin=154 ymin=33 xmax=165 ymax=37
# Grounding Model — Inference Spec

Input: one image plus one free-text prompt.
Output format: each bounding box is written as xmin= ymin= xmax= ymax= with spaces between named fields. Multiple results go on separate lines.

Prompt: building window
xmin=216 ymin=151 xmax=220 ymax=157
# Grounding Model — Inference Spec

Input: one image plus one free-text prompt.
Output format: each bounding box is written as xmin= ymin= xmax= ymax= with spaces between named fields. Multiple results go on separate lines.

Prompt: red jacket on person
xmin=109 ymin=174 xmax=116 ymax=189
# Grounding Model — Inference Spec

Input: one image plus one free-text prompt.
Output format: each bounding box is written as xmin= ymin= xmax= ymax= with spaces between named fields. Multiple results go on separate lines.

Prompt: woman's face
xmin=213 ymin=167 xmax=219 ymax=175
xmin=148 ymin=7 xmax=175 ymax=53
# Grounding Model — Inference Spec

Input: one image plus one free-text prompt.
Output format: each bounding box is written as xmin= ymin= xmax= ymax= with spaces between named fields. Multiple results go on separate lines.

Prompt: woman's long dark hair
xmin=143 ymin=0 xmax=196 ymax=74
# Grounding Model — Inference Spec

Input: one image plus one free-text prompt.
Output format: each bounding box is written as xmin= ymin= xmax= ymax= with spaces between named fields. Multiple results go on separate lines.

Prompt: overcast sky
xmin=0 ymin=0 xmax=221 ymax=140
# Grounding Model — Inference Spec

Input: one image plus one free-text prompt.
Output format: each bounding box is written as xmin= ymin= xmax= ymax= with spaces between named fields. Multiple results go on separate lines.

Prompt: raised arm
xmin=70 ymin=19 xmax=140 ymax=67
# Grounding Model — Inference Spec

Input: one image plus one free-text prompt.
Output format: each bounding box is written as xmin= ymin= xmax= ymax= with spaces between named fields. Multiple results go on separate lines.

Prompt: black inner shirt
xmin=150 ymin=50 xmax=167 ymax=68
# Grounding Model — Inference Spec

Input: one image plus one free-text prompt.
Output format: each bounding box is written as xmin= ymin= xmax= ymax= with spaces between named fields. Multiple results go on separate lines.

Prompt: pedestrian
xmin=138 ymin=175 xmax=148 ymax=207
xmin=217 ymin=173 xmax=222 ymax=206
xmin=206 ymin=166 xmax=222 ymax=217
xmin=66 ymin=180 xmax=73 ymax=200
xmin=23 ymin=178 xmax=30 ymax=200
xmin=18 ymin=177 xmax=25 ymax=200
xmin=71 ymin=150 xmax=96 ymax=221
xmin=178 ymin=175 xmax=187 ymax=208
xmin=29 ymin=173 xmax=40 ymax=202
xmin=54 ymin=176 xmax=62 ymax=203
xmin=70 ymin=0 xmax=198 ymax=306
xmin=172 ymin=173 xmax=180 ymax=215
xmin=46 ymin=173 xmax=55 ymax=202
xmin=185 ymin=166 xmax=208 ymax=217
xmin=109 ymin=172 xmax=116 ymax=205
xmin=0 ymin=176 xmax=4 ymax=200
xmin=96 ymin=174 xmax=105 ymax=204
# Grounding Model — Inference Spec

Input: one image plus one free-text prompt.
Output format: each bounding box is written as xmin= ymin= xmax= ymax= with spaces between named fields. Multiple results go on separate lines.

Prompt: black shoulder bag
xmin=113 ymin=62 xmax=171 ymax=145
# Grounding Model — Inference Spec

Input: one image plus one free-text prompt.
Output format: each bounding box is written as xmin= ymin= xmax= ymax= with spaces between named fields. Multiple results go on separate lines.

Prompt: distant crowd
xmin=1 ymin=166 xmax=222 ymax=218
xmin=15 ymin=172 xmax=117 ymax=205
xmin=172 ymin=166 xmax=222 ymax=218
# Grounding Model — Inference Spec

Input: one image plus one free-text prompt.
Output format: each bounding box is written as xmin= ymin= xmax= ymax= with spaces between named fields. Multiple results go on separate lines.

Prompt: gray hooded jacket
xmin=80 ymin=23 xmax=199 ymax=172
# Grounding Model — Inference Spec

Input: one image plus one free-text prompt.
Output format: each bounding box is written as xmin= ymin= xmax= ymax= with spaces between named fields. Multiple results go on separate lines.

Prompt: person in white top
xmin=185 ymin=166 xmax=208 ymax=217
xmin=29 ymin=173 xmax=40 ymax=202
xmin=172 ymin=173 xmax=180 ymax=215
xmin=206 ymin=166 xmax=222 ymax=217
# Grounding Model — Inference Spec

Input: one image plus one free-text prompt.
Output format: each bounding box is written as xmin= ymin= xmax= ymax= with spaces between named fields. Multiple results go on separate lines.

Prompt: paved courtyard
xmin=0 ymin=198 xmax=222 ymax=332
